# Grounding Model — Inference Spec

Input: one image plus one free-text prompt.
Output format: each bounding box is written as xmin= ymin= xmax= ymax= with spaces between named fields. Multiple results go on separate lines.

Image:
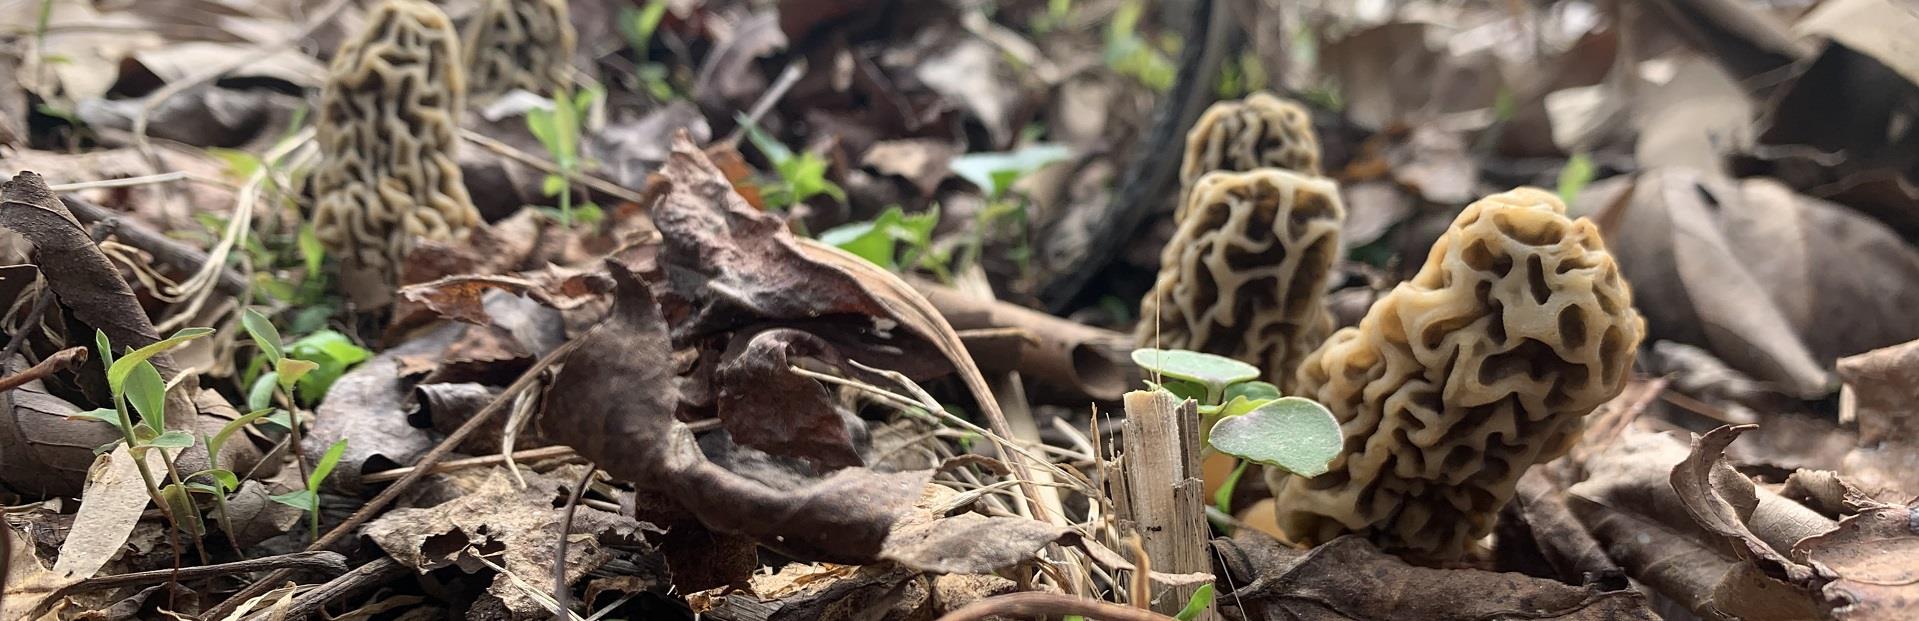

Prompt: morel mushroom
xmin=1268 ymin=187 xmax=1645 ymax=561
xmin=1135 ymin=169 xmax=1344 ymax=393
xmin=1179 ymin=92 xmax=1321 ymax=218
xmin=463 ymin=0 xmax=576 ymax=97
xmin=311 ymin=0 xmax=479 ymax=305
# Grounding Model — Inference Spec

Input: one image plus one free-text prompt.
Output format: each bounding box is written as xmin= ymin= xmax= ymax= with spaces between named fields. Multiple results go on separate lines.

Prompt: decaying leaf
xmin=1214 ymin=533 xmax=1656 ymax=620
xmin=1672 ymin=425 xmax=1828 ymax=585
xmin=1837 ymin=338 xmax=1919 ymax=497
xmin=538 ymin=260 xmax=933 ymax=563
xmin=1794 ymin=501 xmax=1919 ymax=620
xmin=714 ymin=328 xmax=863 ymax=468
xmin=52 ymin=446 xmax=166 ymax=582
xmin=304 ymin=323 xmax=464 ymax=493
xmin=364 ymin=465 xmax=664 ymax=618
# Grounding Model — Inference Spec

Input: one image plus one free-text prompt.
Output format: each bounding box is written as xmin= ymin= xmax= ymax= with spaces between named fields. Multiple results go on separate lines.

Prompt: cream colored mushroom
xmin=1178 ymin=92 xmax=1321 ymax=220
xmin=311 ymin=0 xmax=479 ymax=306
xmin=1136 ymin=169 xmax=1344 ymax=393
xmin=1268 ymin=187 xmax=1645 ymax=562
xmin=463 ymin=0 xmax=576 ymax=97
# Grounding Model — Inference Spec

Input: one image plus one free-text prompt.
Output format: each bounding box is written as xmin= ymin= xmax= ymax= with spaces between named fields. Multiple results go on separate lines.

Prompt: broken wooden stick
xmin=1109 ymin=389 xmax=1213 ymax=618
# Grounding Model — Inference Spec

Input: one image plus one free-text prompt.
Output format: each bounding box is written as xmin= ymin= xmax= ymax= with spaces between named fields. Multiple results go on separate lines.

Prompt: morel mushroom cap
xmin=311 ymin=0 xmax=479 ymax=305
xmin=463 ymin=0 xmax=576 ymax=97
xmin=1268 ymin=187 xmax=1645 ymax=562
xmin=1178 ymin=92 xmax=1321 ymax=218
xmin=1136 ymin=169 xmax=1344 ymax=392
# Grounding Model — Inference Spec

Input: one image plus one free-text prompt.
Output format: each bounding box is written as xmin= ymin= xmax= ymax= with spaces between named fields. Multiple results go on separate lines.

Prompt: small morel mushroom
xmin=1268 ymin=187 xmax=1645 ymax=562
xmin=311 ymin=0 xmax=479 ymax=305
xmin=463 ymin=0 xmax=576 ymax=97
xmin=1135 ymin=169 xmax=1344 ymax=393
xmin=1178 ymin=92 xmax=1321 ymax=218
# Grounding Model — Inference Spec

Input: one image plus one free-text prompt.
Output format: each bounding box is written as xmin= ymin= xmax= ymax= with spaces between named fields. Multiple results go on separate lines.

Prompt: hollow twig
xmin=206 ymin=337 xmax=583 ymax=620
xmin=0 ymin=346 xmax=86 ymax=392
xmin=551 ymin=466 xmax=598 ymax=620
xmin=64 ymin=551 xmax=345 ymax=595
xmin=933 ymin=592 xmax=1179 ymax=621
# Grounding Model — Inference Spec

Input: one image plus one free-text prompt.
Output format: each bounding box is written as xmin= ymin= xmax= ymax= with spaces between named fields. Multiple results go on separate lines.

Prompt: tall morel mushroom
xmin=463 ymin=0 xmax=576 ymax=97
xmin=311 ymin=0 xmax=479 ymax=305
xmin=1268 ymin=187 xmax=1645 ymax=562
xmin=1136 ymin=169 xmax=1344 ymax=393
xmin=1178 ymin=92 xmax=1321 ymax=218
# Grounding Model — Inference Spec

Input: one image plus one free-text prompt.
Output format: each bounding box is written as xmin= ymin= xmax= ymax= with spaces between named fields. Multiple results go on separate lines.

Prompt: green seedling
xmin=242 ymin=307 xmax=357 ymax=539
xmin=271 ymin=437 xmax=348 ymax=540
xmin=1130 ymin=348 xmax=1342 ymax=508
xmin=738 ymin=113 xmax=846 ymax=211
xmin=819 ymin=205 xmax=940 ymax=272
xmin=81 ymin=327 xmax=217 ymax=559
xmin=527 ymin=87 xmax=604 ymax=227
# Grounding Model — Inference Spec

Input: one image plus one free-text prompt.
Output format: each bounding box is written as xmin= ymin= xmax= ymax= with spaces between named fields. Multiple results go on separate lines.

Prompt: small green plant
xmin=1130 ymin=348 xmax=1343 ymax=512
xmin=739 ymin=113 xmax=846 ymax=211
xmin=1176 ymin=584 xmax=1216 ymax=620
xmin=819 ymin=204 xmax=941 ymax=273
xmin=527 ymin=87 xmax=604 ymax=227
xmin=72 ymin=328 xmax=217 ymax=557
xmin=1104 ymin=0 xmax=1178 ymax=92
xmin=241 ymin=308 xmax=353 ymax=538
xmin=618 ymin=0 xmax=677 ymax=100
xmin=945 ymin=143 xmax=1073 ymax=278
xmin=1557 ymin=151 xmax=1596 ymax=206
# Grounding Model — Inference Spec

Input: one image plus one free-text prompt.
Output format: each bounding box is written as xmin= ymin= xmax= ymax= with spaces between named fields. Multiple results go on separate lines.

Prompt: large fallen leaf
xmin=538 ymin=261 xmax=933 ymax=563
xmin=1214 ymin=534 xmax=1656 ymax=620
xmin=0 ymin=357 xmax=119 ymax=497
xmin=1836 ymin=338 xmax=1919 ymax=497
xmin=52 ymin=446 xmax=166 ymax=581
xmin=714 ymin=328 xmax=863 ymax=468
xmin=1794 ymin=501 xmax=1919 ymax=620
xmin=364 ymin=466 xmax=663 ymax=618
xmin=1671 ymin=425 xmax=1829 ymax=585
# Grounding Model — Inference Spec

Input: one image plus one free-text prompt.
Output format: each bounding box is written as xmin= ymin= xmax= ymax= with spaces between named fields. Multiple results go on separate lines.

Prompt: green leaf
xmin=1156 ymin=378 xmax=1208 ymax=404
xmin=94 ymin=329 xmax=114 ymax=369
xmin=159 ymin=484 xmax=204 ymax=536
xmin=526 ymin=107 xmax=559 ymax=155
xmin=268 ymin=489 xmax=317 ymax=511
xmin=949 ymin=144 xmax=1073 ymax=197
xmin=124 ymin=360 xmax=168 ymax=427
xmin=277 ymin=359 xmax=318 ymax=391
xmin=308 ymin=438 xmax=348 ymax=491
xmin=1176 ymin=584 xmax=1215 ymax=621
xmin=1132 ymin=348 xmax=1259 ymax=402
xmin=209 ymin=408 xmax=276 ymax=468
xmin=68 ymin=408 xmax=121 ymax=425
xmin=541 ymin=173 xmax=567 ymax=197
xmin=241 ymin=308 xmax=283 ymax=364
xmin=817 ymin=206 xmax=940 ymax=270
xmin=148 ymin=430 xmax=195 ymax=449
xmin=620 ymin=1 xmax=669 ymax=57
xmin=736 ymin=113 xmax=793 ymax=164
xmin=297 ymin=224 xmax=325 ymax=276
xmin=106 ymin=327 xmax=215 ymax=396
xmin=1208 ymin=397 xmax=1342 ymax=477
xmin=248 ymin=372 xmax=279 ymax=411
xmin=1213 ymin=459 xmax=1249 ymax=513
xmin=1224 ymin=381 xmax=1281 ymax=403
xmin=287 ymin=330 xmax=370 ymax=402
xmin=184 ymin=480 xmax=223 ymax=495
xmin=1557 ymin=151 xmax=1596 ymax=206
xmin=205 ymin=147 xmax=263 ymax=180
xmin=1217 ymin=395 xmax=1270 ymax=418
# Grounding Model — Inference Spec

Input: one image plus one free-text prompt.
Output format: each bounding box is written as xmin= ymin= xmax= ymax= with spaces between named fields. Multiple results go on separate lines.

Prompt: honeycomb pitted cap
xmin=1178 ymin=92 xmax=1321 ymax=219
xmin=1136 ymin=169 xmax=1344 ymax=393
xmin=463 ymin=0 xmax=576 ymax=97
xmin=1268 ymin=187 xmax=1645 ymax=562
xmin=311 ymin=0 xmax=480 ymax=305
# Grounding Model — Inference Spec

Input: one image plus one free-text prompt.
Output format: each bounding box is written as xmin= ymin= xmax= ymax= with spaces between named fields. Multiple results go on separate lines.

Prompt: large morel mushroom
xmin=311 ymin=0 xmax=479 ymax=305
xmin=1136 ymin=169 xmax=1344 ymax=393
xmin=1268 ymin=187 xmax=1645 ymax=561
xmin=463 ymin=0 xmax=576 ymax=97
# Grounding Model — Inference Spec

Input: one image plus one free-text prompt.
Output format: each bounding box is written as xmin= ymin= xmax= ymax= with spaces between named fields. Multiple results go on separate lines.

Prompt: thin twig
xmin=551 ymin=466 xmax=598 ymax=620
xmin=0 ymin=346 xmax=85 ymax=392
xmin=361 ymin=445 xmax=580 ymax=485
xmin=720 ymin=62 xmax=806 ymax=148
xmin=933 ymin=592 xmax=1179 ymax=621
xmin=459 ymin=129 xmax=647 ymax=204
xmin=64 ymin=551 xmax=346 ymax=595
xmin=60 ymin=195 xmax=250 ymax=298
xmin=0 ymin=285 xmax=56 ymax=365
xmin=47 ymin=171 xmax=193 ymax=192
xmin=207 ymin=338 xmax=584 ymax=620
xmin=271 ymin=557 xmax=410 ymax=621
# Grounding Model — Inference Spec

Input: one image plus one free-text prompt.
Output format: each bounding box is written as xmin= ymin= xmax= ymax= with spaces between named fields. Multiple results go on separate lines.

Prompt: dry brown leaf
xmin=51 ymin=446 xmax=166 ymax=582
xmin=1794 ymin=501 xmax=1919 ymax=620
xmin=1672 ymin=425 xmax=1829 ymax=585
xmin=363 ymin=465 xmax=663 ymax=618
xmin=1214 ymin=534 xmax=1656 ymax=620
xmin=303 ymin=323 xmax=464 ymax=493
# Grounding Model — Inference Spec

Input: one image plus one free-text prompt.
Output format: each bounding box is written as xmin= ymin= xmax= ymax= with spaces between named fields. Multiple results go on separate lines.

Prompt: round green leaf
xmin=1131 ymin=348 xmax=1259 ymax=397
xmin=1224 ymin=380 xmax=1281 ymax=402
xmin=1208 ymin=397 xmax=1343 ymax=477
